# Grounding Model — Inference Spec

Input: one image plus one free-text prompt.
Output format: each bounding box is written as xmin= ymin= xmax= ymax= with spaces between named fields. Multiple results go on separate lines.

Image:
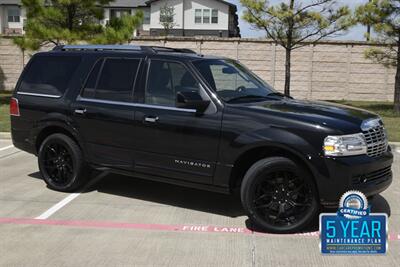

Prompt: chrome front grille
xmin=362 ymin=124 xmax=388 ymax=157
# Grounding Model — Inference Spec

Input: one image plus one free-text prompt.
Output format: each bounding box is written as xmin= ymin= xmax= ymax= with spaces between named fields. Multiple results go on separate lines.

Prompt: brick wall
xmin=0 ymin=36 xmax=396 ymax=101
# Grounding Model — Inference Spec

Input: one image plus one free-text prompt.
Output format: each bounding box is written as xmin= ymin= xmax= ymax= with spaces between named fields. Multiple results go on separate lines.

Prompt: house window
xmin=7 ymin=7 xmax=21 ymax=23
xmin=212 ymin=9 xmax=218 ymax=24
xmin=195 ymin=9 xmax=202 ymax=24
xmin=110 ymin=9 xmax=131 ymax=19
xmin=203 ymin=9 xmax=210 ymax=24
xmin=143 ymin=9 xmax=150 ymax=24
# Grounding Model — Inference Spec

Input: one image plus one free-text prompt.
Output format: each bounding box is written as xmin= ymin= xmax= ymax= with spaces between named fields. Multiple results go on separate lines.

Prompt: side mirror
xmin=176 ymin=91 xmax=210 ymax=114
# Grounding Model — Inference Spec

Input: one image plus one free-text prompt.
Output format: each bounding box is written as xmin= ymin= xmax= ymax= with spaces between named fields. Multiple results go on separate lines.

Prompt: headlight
xmin=323 ymin=133 xmax=367 ymax=157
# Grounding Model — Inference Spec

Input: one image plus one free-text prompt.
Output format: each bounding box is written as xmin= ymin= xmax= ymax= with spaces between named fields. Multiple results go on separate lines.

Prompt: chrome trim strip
xmin=17 ymin=92 xmax=62 ymax=98
xmin=77 ymin=96 xmax=197 ymax=113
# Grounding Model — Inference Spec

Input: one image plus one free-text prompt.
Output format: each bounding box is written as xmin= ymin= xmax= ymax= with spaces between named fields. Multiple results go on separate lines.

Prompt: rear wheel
xmin=38 ymin=133 xmax=89 ymax=192
xmin=240 ymin=157 xmax=319 ymax=233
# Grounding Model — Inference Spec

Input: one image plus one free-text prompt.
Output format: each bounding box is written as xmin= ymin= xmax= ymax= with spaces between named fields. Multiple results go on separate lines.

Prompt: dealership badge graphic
xmin=320 ymin=190 xmax=388 ymax=254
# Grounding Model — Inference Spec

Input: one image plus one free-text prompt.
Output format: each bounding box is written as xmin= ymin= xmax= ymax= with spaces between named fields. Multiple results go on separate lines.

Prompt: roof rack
xmin=53 ymin=45 xmax=142 ymax=51
xmin=147 ymin=46 xmax=197 ymax=54
xmin=53 ymin=44 xmax=197 ymax=54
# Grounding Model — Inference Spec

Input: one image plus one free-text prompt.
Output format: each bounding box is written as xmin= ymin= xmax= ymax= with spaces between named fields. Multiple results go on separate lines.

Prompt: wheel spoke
xmin=277 ymin=203 xmax=286 ymax=217
xmin=253 ymin=192 xmax=273 ymax=203
xmin=254 ymin=200 xmax=274 ymax=209
xmin=287 ymin=200 xmax=311 ymax=208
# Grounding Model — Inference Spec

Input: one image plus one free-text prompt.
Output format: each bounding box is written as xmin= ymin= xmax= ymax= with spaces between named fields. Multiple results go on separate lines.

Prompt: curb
xmin=0 ymin=132 xmax=11 ymax=139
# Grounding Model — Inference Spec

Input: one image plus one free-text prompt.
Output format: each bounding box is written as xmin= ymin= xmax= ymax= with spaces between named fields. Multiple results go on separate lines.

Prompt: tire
xmin=240 ymin=157 xmax=319 ymax=233
xmin=38 ymin=133 xmax=89 ymax=192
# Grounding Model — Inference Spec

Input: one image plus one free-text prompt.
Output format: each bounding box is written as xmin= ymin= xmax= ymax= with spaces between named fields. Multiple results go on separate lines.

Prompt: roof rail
xmin=148 ymin=46 xmax=197 ymax=54
xmin=52 ymin=44 xmax=197 ymax=54
xmin=53 ymin=45 xmax=142 ymax=51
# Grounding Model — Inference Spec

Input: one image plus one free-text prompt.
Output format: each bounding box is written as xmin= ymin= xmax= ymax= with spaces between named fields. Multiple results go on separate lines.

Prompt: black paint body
xmin=11 ymin=50 xmax=393 ymax=206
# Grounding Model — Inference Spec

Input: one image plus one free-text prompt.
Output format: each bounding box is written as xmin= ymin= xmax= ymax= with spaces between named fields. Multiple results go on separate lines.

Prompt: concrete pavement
xmin=0 ymin=139 xmax=399 ymax=266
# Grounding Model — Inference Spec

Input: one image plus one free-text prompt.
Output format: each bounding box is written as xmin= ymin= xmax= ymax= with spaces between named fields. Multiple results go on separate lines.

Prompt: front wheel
xmin=241 ymin=157 xmax=319 ymax=233
xmin=38 ymin=133 xmax=89 ymax=192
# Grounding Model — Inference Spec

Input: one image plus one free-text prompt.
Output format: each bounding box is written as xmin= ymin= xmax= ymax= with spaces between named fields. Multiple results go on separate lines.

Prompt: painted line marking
xmin=396 ymin=149 xmax=400 ymax=154
xmin=0 ymin=217 xmax=399 ymax=241
xmin=0 ymin=150 xmax=21 ymax=159
xmin=35 ymin=172 xmax=108 ymax=220
xmin=0 ymin=145 xmax=13 ymax=151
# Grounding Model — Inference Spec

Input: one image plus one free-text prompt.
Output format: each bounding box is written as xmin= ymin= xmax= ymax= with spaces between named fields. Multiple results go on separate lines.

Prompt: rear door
xmin=132 ymin=57 xmax=222 ymax=184
xmin=71 ymin=55 xmax=143 ymax=169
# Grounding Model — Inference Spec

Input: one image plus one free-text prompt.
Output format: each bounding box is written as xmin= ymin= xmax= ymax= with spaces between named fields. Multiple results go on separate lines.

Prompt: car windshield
xmin=192 ymin=59 xmax=277 ymax=103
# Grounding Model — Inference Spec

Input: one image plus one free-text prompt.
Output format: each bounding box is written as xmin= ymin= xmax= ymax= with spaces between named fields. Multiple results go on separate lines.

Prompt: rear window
xmin=19 ymin=55 xmax=81 ymax=96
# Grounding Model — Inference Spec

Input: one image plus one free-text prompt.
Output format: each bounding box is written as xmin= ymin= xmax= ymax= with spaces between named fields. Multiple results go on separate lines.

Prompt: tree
xmin=241 ymin=0 xmax=354 ymax=96
xmin=14 ymin=0 xmax=143 ymax=50
xmin=356 ymin=0 xmax=400 ymax=114
xmin=159 ymin=2 xmax=177 ymax=36
xmin=91 ymin=12 xmax=143 ymax=44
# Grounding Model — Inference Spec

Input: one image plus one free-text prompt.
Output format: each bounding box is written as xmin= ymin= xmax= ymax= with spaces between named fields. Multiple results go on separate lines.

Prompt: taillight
xmin=10 ymin=97 xmax=20 ymax=116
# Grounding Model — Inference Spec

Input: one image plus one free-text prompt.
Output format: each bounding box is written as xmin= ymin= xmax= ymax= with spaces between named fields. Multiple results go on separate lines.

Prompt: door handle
xmin=144 ymin=116 xmax=159 ymax=123
xmin=75 ymin=108 xmax=87 ymax=115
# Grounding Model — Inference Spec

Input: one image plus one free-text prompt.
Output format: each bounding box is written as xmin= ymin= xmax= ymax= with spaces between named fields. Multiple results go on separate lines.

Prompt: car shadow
xmin=28 ymin=171 xmax=392 ymax=234
xmin=87 ymin=172 xmax=245 ymax=218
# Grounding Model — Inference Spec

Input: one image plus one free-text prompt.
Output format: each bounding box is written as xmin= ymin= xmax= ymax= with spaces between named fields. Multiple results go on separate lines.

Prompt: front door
xmin=132 ymin=58 xmax=222 ymax=184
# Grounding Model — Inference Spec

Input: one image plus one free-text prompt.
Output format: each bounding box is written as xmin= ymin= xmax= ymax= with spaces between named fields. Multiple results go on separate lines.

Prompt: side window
xmin=146 ymin=60 xmax=200 ymax=107
xmin=82 ymin=59 xmax=103 ymax=98
xmin=82 ymin=58 xmax=140 ymax=102
xmin=19 ymin=56 xmax=81 ymax=96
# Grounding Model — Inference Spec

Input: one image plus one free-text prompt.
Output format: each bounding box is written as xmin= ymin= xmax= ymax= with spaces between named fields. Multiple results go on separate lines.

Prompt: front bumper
xmin=316 ymin=150 xmax=393 ymax=207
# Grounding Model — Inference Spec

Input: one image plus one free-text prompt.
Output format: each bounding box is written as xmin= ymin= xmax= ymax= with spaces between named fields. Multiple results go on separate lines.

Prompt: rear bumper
xmin=317 ymin=150 xmax=393 ymax=207
xmin=11 ymin=129 xmax=36 ymax=155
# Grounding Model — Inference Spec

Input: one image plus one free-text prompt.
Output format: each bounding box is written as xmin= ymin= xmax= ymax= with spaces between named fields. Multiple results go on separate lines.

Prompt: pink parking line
xmin=0 ymin=217 xmax=399 ymax=241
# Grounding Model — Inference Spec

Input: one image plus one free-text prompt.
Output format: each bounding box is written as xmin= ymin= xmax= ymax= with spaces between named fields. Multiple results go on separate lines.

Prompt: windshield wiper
xmin=226 ymin=95 xmax=270 ymax=103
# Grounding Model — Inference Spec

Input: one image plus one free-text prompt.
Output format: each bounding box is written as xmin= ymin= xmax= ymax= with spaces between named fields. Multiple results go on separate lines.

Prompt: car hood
xmin=241 ymin=99 xmax=379 ymax=134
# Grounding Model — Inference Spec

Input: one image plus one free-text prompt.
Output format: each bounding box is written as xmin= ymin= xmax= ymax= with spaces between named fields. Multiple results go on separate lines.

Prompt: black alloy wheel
xmin=38 ymin=133 xmax=89 ymax=192
xmin=241 ymin=157 xmax=319 ymax=233
xmin=42 ymin=142 xmax=74 ymax=186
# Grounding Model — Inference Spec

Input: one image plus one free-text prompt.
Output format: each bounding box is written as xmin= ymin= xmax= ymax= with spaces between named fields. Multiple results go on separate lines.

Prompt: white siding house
xmin=0 ymin=0 xmax=26 ymax=35
xmin=0 ymin=0 xmax=240 ymax=37
xmin=148 ymin=0 xmax=240 ymax=37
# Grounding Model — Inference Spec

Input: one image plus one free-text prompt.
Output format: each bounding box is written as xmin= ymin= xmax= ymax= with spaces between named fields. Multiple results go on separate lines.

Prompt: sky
xmin=231 ymin=0 xmax=368 ymax=40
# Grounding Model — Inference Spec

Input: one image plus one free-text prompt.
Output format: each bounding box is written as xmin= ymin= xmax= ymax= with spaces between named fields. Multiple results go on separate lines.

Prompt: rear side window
xmin=82 ymin=58 xmax=140 ymax=102
xmin=19 ymin=55 xmax=81 ymax=96
xmin=82 ymin=59 xmax=103 ymax=98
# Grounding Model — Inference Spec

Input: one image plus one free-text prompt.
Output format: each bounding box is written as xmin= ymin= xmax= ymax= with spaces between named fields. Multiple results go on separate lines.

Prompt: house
xmin=147 ymin=0 xmax=240 ymax=37
xmin=0 ymin=0 xmax=25 ymax=35
xmin=0 ymin=0 xmax=240 ymax=37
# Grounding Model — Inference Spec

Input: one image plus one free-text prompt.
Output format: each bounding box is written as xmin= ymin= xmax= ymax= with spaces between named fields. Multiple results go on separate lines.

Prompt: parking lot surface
xmin=0 ymin=139 xmax=399 ymax=267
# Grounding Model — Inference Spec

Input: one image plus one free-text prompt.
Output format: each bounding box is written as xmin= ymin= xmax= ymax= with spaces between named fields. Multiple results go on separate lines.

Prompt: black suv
xmin=10 ymin=45 xmax=393 ymax=233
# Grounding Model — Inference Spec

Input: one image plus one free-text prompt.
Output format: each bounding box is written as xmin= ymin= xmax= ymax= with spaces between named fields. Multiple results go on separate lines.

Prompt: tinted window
xmin=146 ymin=60 xmax=200 ymax=107
xmin=82 ymin=59 xmax=103 ymax=98
xmin=193 ymin=59 xmax=274 ymax=102
xmin=19 ymin=56 xmax=81 ymax=96
xmin=83 ymin=58 xmax=140 ymax=102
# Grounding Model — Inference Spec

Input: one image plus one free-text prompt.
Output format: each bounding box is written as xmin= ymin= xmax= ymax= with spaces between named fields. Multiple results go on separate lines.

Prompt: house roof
xmin=146 ymin=0 xmax=236 ymax=9
xmin=107 ymin=0 xmax=148 ymax=8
